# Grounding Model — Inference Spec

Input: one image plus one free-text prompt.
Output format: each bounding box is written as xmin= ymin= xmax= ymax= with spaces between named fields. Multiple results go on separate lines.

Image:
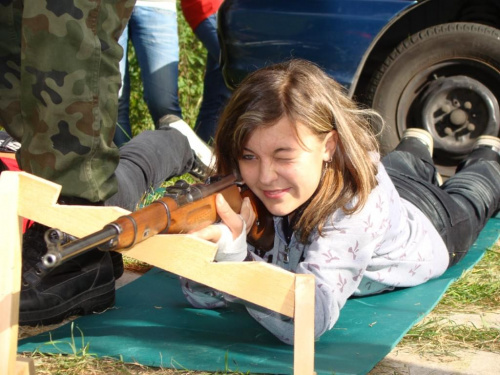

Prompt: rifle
xmin=41 ymin=175 xmax=275 ymax=268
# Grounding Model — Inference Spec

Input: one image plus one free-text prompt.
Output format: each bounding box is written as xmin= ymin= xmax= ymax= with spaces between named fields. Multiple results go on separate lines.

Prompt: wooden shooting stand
xmin=0 ymin=171 xmax=316 ymax=375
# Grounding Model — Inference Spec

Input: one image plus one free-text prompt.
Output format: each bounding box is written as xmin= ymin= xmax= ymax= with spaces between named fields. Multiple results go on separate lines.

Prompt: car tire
xmin=367 ymin=22 xmax=500 ymax=169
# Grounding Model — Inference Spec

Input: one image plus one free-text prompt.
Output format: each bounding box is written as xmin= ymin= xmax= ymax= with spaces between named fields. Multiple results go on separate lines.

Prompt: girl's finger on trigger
xmin=241 ymin=197 xmax=256 ymax=230
xmin=239 ymin=197 xmax=249 ymax=219
xmin=214 ymin=194 xmax=243 ymax=235
xmin=216 ymin=194 xmax=235 ymax=217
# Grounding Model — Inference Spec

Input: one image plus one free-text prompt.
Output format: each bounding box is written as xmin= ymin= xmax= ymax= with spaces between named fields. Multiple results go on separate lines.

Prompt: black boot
xmin=109 ymin=251 xmax=124 ymax=279
xmin=20 ymin=222 xmax=116 ymax=326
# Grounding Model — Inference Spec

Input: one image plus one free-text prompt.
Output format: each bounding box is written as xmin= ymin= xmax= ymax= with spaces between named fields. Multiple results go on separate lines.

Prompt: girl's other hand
xmin=189 ymin=194 xmax=256 ymax=243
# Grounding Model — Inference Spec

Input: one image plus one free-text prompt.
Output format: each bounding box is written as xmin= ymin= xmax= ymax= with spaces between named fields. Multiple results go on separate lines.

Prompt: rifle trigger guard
xmin=152 ymin=199 xmax=171 ymax=234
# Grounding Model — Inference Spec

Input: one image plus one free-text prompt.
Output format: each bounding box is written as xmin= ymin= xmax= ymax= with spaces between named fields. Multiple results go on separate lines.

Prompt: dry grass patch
xmin=399 ymin=245 xmax=500 ymax=357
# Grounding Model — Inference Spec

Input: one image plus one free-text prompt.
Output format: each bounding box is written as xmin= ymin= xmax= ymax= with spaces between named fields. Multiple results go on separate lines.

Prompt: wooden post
xmin=1 ymin=171 xmax=316 ymax=374
xmin=294 ymin=274 xmax=316 ymax=374
xmin=16 ymin=357 xmax=36 ymax=375
xmin=0 ymin=172 xmax=35 ymax=374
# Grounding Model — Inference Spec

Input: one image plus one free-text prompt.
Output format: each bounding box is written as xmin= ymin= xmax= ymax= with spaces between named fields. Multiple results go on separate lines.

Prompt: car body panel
xmin=219 ymin=0 xmax=416 ymax=90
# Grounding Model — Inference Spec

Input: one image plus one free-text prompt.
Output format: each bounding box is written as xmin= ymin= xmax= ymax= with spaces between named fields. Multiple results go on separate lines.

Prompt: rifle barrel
xmin=42 ymin=225 xmax=119 ymax=268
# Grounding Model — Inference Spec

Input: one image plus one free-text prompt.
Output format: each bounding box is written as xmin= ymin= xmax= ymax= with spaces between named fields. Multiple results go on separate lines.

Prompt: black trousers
xmin=382 ymin=139 xmax=500 ymax=267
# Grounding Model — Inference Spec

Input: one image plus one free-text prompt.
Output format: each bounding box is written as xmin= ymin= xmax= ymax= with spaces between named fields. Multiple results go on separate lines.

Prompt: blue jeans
xmin=382 ymin=140 xmax=500 ymax=267
xmin=114 ymin=5 xmax=182 ymax=147
xmin=107 ymin=126 xmax=194 ymax=212
xmin=193 ymin=14 xmax=232 ymax=144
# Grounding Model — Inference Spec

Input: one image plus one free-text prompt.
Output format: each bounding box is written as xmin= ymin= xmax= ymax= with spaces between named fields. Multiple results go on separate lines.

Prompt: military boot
xmin=19 ymin=221 xmax=116 ymax=326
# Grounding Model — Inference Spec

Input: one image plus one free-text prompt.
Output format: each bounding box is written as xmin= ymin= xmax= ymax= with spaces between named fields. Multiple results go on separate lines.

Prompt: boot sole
xmin=19 ymin=279 xmax=115 ymax=326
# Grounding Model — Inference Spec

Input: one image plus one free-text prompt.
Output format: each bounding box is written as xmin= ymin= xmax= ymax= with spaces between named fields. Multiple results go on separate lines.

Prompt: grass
xmin=399 ymin=245 xmax=500 ymax=356
xmin=436 ymin=249 xmax=500 ymax=312
xmin=23 ymin=320 xmax=250 ymax=374
xmin=25 ymin=350 xmax=246 ymax=375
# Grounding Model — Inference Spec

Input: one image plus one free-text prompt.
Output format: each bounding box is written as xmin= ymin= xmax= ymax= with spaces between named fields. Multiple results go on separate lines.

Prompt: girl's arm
xmin=180 ymin=193 xmax=255 ymax=307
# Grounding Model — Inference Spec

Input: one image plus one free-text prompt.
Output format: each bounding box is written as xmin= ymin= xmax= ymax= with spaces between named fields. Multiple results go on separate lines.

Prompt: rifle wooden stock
xmin=42 ymin=175 xmax=275 ymax=268
xmin=113 ymin=180 xmax=243 ymax=249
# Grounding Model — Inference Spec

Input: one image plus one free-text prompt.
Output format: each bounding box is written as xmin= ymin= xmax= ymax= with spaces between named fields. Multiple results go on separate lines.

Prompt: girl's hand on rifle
xmin=190 ymin=193 xmax=255 ymax=262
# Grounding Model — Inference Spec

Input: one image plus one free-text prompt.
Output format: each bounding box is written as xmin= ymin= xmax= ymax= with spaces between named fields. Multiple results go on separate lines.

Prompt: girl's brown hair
xmin=214 ymin=59 xmax=381 ymax=243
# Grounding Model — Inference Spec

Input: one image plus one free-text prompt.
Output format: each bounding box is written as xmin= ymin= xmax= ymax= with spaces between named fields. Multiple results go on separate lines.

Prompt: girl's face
xmin=238 ymin=116 xmax=337 ymax=217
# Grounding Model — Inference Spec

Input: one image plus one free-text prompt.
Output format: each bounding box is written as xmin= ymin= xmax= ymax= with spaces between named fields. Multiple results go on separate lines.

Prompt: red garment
xmin=1 ymin=155 xmax=20 ymax=172
xmin=181 ymin=0 xmax=224 ymax=31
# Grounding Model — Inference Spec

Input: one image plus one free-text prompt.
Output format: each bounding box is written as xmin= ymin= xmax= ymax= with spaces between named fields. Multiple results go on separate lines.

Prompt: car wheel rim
xmin=421 ymin=75 xmax=499 ymax=154
xmin=396 ymin=59 xmax=500 ymax=159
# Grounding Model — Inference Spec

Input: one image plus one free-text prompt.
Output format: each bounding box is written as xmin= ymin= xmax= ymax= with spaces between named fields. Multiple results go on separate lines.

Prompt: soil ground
xmin=370 ymin=311 xmax=500 ymax=374
xmin=370 ymin=347 xmax=500 ymax=375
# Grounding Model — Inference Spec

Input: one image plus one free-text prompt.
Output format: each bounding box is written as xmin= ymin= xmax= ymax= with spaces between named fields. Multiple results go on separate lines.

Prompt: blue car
xmin=218 ymin=0 xmax=500 ymax=172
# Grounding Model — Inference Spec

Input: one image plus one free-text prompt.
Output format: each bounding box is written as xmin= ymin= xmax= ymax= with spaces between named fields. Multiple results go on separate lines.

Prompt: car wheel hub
xmin=421 ymin=75 xmax=500 ymax=154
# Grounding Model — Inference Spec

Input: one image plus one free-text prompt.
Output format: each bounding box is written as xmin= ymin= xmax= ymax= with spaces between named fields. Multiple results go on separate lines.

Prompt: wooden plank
xmin=0 ymin=172 xmax=24 ymax=375
xmin=124 ymin=239 xmax=296 ymax=317
xmin=293 ymin=274 xmax=316 ymax=374
xmin=16 ymin=172 xmax=129 ymax=237
xmin=16 ymin=356 xmax=35 ymax=375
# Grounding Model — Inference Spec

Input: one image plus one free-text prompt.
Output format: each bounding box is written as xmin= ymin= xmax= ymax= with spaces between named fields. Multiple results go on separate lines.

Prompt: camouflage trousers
xmin=0 ymin=0 xmax=135 ymax=202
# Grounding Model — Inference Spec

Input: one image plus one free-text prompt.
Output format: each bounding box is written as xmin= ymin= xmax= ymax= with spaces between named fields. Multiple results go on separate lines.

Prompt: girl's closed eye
xmin=274 ymin=150 xmax=298 ymax=163
xmin=275 ymin=156 xmax=294 ymax=163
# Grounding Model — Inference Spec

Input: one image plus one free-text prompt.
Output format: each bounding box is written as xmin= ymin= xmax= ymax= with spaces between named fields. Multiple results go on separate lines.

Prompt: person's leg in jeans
xmin=132 ymin=5 xmax=182 ymax=125
xmin=193 ymin=14 xmax=231 ymax=143
xmin=383 ymin=133 xmax=500 ymax=267
xmin=106 ymin=126 xmax=195 ymax=212
xmin=114 ymin=5 xmax=181 ymax=147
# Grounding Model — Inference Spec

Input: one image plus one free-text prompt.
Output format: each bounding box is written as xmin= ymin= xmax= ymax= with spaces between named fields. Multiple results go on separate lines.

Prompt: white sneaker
xmin=401 ymin=128 xmax=442 ymax=185
xmin=473 ymin=135 xmax=500 ymax=155
xmin=401 ymin=128 xmax=434 ymax=157
xmin=158 ymin=115 xmax=216 ymax=169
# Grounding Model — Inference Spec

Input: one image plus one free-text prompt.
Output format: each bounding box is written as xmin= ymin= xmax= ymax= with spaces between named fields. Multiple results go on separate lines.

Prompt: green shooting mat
xmin=18 ymin=215 xmax=500 ymax=375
